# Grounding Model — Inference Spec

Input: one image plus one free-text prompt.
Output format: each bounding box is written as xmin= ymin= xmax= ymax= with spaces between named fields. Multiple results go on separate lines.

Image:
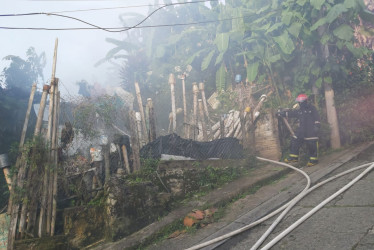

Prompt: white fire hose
xmin=186 ymin=157 xmax=374 ymax=250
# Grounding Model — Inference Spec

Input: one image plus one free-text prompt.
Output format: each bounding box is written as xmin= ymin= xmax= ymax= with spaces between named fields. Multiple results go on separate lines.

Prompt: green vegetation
xmin=198 ymin=165 xmax=241 ymax=189
xmin=99 ymin=0 xmax=374 ymax=152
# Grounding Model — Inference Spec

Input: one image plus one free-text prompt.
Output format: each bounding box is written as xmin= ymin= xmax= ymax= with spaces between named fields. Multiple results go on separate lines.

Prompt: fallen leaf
xmin=183 ymin=216 xmax=198 ymax=227
xmin=204 ymin=208 xmax=217 ymax=218
xmin=168 ymin=230 xmax=186 ymax=239
xmin=192 ymin=210 xmax=204 ymax=220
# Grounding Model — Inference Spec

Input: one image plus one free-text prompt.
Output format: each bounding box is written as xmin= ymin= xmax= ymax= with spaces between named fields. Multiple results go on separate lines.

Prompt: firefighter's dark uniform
xmin=279 ymin=102 xmax=320 ymax=165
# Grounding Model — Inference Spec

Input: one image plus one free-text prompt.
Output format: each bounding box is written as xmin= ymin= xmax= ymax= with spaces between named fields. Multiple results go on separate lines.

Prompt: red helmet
xmin=295 ymin=94 xmax=308 ymax=103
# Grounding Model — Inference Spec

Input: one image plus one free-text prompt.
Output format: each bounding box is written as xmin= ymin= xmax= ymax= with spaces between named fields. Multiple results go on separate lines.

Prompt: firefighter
xmin=277 ymin=94 xmax=321 ymax=167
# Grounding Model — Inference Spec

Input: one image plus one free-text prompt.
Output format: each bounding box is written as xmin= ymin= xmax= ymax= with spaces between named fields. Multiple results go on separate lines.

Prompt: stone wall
xmin=53 ymin=159 xmax=248 ymax=248
xmin=157 ymin=159 xmax=247 ymax=197
xmin=255 ymin=112 xmax=281 ymax=161
xmin=104 ymin=178 xmax=170 ymax=241
xmin=63 ymin=206 xmax=105 ymax=249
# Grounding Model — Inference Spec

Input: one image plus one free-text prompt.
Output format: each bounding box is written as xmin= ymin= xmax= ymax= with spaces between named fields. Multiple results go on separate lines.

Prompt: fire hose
xmin=186 ymin=159 xmax=374 ymax=250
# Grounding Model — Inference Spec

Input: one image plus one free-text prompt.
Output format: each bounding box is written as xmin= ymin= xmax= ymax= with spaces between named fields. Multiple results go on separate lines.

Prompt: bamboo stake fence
xmin=7 ymin=39 xmax=61 ymax=249
xmin=134 ymin=82 xmax=148 ymax=146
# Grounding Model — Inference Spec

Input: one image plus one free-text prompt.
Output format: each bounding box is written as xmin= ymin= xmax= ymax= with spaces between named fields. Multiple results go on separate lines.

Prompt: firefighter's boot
xmin=307 ymin=157 xmax=318 ymax=167
xmin=284 ymin=155 xmax=298 ymax=164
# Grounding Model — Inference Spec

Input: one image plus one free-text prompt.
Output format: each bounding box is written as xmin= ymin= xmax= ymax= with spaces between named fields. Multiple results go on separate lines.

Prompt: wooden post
xmin=169 ymin=74 xmax=177 ymax=133
xmin=46 ymin=81 xmax=55 ymax=141
xmin=220 ymin=116 xmax=225 ymax=139
xmin=7 ymin=83 xmax=37 ymax=213
xmin=181 ymin=75 xmax=188 ymax=137
xmin=147 ymin=98 xmax=156 ymax=142
xmin=192 ymin=83 xmax=199 ymax=140
xmin=45 ymin=84 xmax=56 ymax=235
xmin=8 ymin=83 xmax=48 ymax=246
xmin=38 ymin=85 xmax=54 ymax=237
xmin=134 ymin=82 xmax=148 ymax=145
xmin=18 ymin=84 xmax=50 ymax=236
xmin=122 ymin=145 xmax=131 ymax=174
xmin=20 ymin=83 xmax=37 ymax=145
xmin=103 ymin=143 xmax=110 ymax=185
xmin=198 ymin=99 xmax=207 ymax=141
xmin=50 ymin=90 xmax=60 ymax=236
xmin=34 ymin=85 xmax=50 ymax=136
xmin=129 ymin=111 xmax=141 ymax=172
xmin=199 ymin=82 xmax=211 ymax=123
xmin=46 ymin=38 xmax=58 ymax=142
xmin=45 ymin=40 xmax=59 ymax=235
xmin=7 ymin=155 xmax=27 ymax=249
xmin=135 ymin=112 xmax=143 ymax=146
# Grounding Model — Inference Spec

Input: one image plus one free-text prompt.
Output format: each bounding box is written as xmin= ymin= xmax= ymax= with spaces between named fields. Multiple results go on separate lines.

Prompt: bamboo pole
xmin=198 ymin=99 xmax=207 ymax=141
xmin=192 ymin=83 xmax=199 ymax=140
xmin=220 ymin=116 xmax=225 ymax=139
xmin=199 ymin=82 xmax=211 ymax=123
xmin=51 ymin=39 xmax=58 ymax=81
xmin=18 ymin=84 xmax=49 ymax=235
xmin=7 ymin=83 xmax=38 ymax=213
xmin=20 ymin=83 xmax=37 ymax=145
xmin=46 ymin=38 xmax=58 ymax=141
xmin=45 ymin=40 xmax=59 ymax=234
xmin=224 ymin=111 xmax=235 ymax=135
xmin=103 ymin=143 xmax=110 ymax=185
xmin=7 ymin=156 xmax=27 ymax=249
xmin=234 ymin=120 xmax=242 ymax=138
xmin=129 ymin=111 xmax=141 ymax=172
xmin=44 ymin=49 xmax=58 ymax=234
xmin=169 ymin=74 xmax=176 ymax=133
xmin=7 ymin=85 xmax=49 ymax=249
xmin=181 ymin=75 xmax=188 ymax=137
xmin=122 ymin=145 xmax=131 ymax=174
xmin=34 ymin=85 xmax=50 ymax=136
xmin=47 ymin=83 xmax=59 ymax=235
xmin=147 ymin=98 xmax=156 ymax=142
xmin=134 ymin=82 xmax=148 ymax=145
xmin=50 ymin=90 xmax=60 ymax=236
xmin=135 ymin=112 xmax=143 ymax=145
xmin=46 ymin=82 xmax=55 ymax=141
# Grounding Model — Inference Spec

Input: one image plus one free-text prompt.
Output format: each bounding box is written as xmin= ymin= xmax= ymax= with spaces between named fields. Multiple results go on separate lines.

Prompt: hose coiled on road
xmin=186 ymin=157 xmax=374 ymax=250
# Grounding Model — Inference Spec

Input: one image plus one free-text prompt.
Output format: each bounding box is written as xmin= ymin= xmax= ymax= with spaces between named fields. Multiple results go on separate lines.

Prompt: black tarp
xmin=140 ymin=134 xmax=244 ymax=160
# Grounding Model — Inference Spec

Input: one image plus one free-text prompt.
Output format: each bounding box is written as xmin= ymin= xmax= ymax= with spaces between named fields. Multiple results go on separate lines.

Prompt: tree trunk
xmin=318 ymin=15 xmax=341 ymax=149
xmin=324 ymin=82 xmax=341 ymax=149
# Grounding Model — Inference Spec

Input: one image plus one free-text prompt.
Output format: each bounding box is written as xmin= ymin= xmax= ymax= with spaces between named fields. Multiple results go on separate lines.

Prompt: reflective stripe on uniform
xmin=304 ymin=137 xmax=319 ymax=141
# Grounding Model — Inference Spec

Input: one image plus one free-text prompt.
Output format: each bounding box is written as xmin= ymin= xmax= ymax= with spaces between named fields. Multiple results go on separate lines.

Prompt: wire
xmin=49 ymin=0 xmax=219 ymax=14
xmin=0 ymin=0 xmax=219 ymax=33
xmin=0 ymin=15 xmax=240 ymax=31
xmin=0 ymin=0 xmax=218 ymax=15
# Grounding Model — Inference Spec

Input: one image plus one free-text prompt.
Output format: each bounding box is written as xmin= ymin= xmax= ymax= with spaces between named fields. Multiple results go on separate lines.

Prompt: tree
xmin=0 ymin=47 xmax=45 ymax=209
xmin=1 ymin=47 xmax=45 ymax=95
xmin=0 ymin=47 xmax=45 ymax=152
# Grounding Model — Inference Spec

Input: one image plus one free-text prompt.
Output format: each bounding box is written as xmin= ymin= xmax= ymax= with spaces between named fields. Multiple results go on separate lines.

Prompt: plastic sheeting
xmin=140 ymin=134 xmax=244 ymax=160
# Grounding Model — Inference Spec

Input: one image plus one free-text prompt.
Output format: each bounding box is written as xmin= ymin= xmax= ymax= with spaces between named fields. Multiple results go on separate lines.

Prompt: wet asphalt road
xmin=216 ymin=145 xmax=374 ymax=250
